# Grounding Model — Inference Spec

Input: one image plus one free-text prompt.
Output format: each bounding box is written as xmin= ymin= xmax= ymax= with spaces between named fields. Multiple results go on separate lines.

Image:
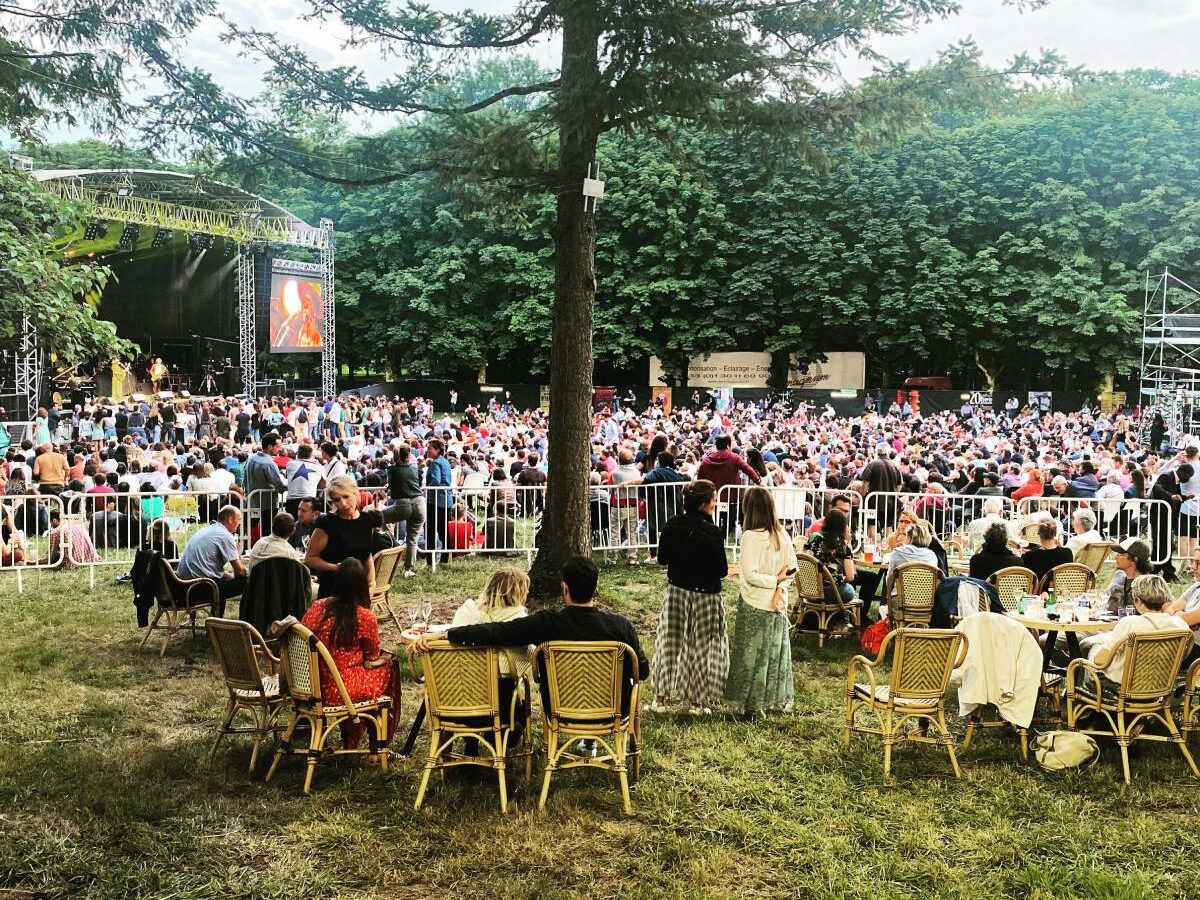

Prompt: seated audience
xmin=247 ymin=512 xmax=305 ymax=572
xmin=176 ymin=504 xmax=246 ymax=614
xmin=969 ymin=522 xmax=1022 ymax=582
xmin=1021 ymin=519 xmax=1073 ymax=585
xmin=300 ymin=557 xmax=400 ymax=745
xmin=1086 ymin=574 xmax=1186 ymax=684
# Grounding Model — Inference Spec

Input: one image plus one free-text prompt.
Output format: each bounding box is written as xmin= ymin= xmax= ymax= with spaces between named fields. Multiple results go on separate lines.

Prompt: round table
xmin=1006 ymin=610 xmax=1117 ymax=672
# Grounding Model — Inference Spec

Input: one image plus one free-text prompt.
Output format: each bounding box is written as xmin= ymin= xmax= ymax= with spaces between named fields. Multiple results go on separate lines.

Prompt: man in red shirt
xmin=696 ymin=434 xmax=760 ymax=535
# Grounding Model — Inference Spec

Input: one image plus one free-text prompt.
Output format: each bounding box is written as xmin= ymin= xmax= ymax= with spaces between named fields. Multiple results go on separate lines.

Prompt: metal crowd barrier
xmin=0 ymin=493 xmax=68 ymax=593
xmin=1014 ymin=495 xmax=1173 ymax=566
xmin=861 ymin=491 xmax=1019 ymax=554
xmin=715 ymin=484 xmax=816 ymax=557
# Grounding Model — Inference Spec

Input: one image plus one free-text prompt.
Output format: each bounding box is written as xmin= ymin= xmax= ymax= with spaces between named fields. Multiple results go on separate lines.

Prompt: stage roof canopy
xmin=33 ymin=168 xmax=327 ymax=248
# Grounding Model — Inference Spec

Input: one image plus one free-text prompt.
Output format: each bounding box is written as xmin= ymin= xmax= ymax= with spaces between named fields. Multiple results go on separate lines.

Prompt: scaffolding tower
xmin=1140 ymin=267 xmax=1200 ymax=441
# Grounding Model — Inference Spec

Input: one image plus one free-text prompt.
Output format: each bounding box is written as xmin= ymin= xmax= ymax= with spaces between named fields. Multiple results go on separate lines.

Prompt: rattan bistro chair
xmin=140 ymin=556 xmax=220 ymax=657
xmin=266 ymin=622 xmax=392 ymax=795
xmin=206 ymin=618 xmax=287 ymax=773
xmin=368 ymin=546 xmax=406 ymax=633
xmin=988 ymin=566 xmax=1038 ymax=613
xmin=1073 ymin=542 xmax=1114 ymax=577
xmin=844 ymin=628 xmax=968 ymax=777
xmin=1184 ymin=658 xmax=1200 ymax=743
xmin=534 ymin=641 xmax=642 ymax=816
xmin=885 ymin=562 xmax=942 ymax=628
xmin=413 ymin=644 xmax=533 ymax=814
xmin=791 ymin=551 xmax=862 ymax=647
xmin=1065 ymin=629 xmax=1198 ymax=784
xmin=1040 ymin=562 xmax=1096 ymax=600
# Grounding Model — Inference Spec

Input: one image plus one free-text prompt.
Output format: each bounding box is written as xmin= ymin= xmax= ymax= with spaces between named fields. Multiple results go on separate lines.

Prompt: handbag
xmin=860 ymin=617 xmax=892 ymax=655
xmin=1032 ymin=731 xmax=1100 ymax=771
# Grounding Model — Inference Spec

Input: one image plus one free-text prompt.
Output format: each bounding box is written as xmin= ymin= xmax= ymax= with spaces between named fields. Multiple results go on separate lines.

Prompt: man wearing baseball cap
xmin=1107 ymin=538 xmax=1152 ymax=615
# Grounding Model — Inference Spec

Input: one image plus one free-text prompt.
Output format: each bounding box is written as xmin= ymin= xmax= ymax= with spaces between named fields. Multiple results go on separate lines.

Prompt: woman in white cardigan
xmin=725 ymin=487 xmax=796 ymax=716
xmin=450 ymin=566 xmax=533 ymax=680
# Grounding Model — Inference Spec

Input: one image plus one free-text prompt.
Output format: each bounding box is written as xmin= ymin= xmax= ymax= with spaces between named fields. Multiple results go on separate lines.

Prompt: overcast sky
xmin=28 ymin=0 xmax=1200 ymax=144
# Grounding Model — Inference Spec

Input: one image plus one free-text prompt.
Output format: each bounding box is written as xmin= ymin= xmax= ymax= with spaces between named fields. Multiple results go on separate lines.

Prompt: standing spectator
xmin=725 ymin=487 xmax=796 ymax=717
xmin=381 ymin=443 xmax=424 ymax=577
xmin=244 ymin=432 xmax=286 ymax=543
xmin=652 ymin=479 xmax=728 ymax=714
xmin=304 ymin=476 xmax=383 ymax=597
xmin=423 ymin=438 xmax=453 ymax=567
xmin=284 ymin=443 xmax=321 ymax=516
xmin=696 ymin=434 xmax=760 ymax=536
xmin=608 ymin=449 xmax=642 ymax=566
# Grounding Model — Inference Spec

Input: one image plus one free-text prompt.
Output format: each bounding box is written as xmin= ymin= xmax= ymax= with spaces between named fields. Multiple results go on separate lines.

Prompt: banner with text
xmin=649 ymin=351 xmax=866 ymax=389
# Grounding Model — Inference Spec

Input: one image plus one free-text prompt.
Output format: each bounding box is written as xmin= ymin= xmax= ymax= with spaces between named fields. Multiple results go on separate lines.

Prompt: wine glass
xmin=421 ymin=598 xmax=434 ymax=628
xmin=410 ymin=601 xmax=425 ymax=633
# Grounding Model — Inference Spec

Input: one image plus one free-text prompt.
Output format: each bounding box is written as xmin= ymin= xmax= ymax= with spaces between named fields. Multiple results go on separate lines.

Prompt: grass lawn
xmin=1 ymin=558 xmax=1198 ymax=900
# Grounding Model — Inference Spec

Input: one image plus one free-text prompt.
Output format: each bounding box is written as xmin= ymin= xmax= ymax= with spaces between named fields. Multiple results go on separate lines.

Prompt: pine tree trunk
xmin=528 ymin=3 xmax=602 ymax=604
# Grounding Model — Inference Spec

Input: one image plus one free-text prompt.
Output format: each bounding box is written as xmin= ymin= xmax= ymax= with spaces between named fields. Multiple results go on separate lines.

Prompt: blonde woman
xmin=1087 ymin=574 xmax=1186 ymax=685
xmin=451 ymin=566 xmax=532 ymax=679
xmin=725 ymin=486 xmax=796 ymax=717
xmin=304 ymin=474 xmax=383 ymax=597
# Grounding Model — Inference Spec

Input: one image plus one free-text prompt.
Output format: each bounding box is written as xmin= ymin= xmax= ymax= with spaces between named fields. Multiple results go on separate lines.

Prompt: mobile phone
xmin=785 ymin=567 xmax=797 ymax=576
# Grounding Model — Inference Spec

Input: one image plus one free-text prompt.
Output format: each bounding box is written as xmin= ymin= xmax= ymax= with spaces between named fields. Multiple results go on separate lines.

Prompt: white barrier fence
xmin=1 ymin=479 xmax=1183 ymax=589
xmin=1013 ymin=495 xmax=1174 ymax=566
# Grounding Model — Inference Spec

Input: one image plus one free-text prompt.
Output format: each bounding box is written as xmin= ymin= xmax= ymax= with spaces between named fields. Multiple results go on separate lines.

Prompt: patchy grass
xmin=1 ymin=559 xmax=1198 ymax=900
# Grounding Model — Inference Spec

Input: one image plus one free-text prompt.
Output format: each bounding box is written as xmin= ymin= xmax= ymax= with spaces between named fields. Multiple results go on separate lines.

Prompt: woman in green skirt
xmin=725 ymin=486 xmax=796 ymax=716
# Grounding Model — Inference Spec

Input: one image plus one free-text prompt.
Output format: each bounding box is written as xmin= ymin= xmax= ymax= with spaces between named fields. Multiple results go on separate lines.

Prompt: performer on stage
xmin=150 ymin=357 xmax=168 ymax=392
xmin=110 ymin=358 xmax=129 ymax=399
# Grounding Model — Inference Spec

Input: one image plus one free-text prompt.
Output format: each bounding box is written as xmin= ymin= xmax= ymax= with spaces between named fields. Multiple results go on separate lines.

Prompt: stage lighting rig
xmin=83 ymin=220 xmax=107 ymax=241
xmin=188 ymin=232 xmax=212 ymax=253
xmin=118 ymin=223 xmax=140 ymax=250
xmin=151 ymin=228 xmax=173 ymax=248
xmin=222 ymin=237 xmax=237 ymax=258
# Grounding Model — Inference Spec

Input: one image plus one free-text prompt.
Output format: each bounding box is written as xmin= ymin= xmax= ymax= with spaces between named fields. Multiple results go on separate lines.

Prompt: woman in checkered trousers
xmin=725 ymin=487 xmax=796 ymax=717
xmin=651 ymin=479 xmax=730 ymax=714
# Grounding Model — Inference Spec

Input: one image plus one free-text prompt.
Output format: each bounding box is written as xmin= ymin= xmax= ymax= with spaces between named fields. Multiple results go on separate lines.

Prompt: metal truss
xmin=15 ymin=315 xmax=41 ymax=420
xmin=44 ymin=181 xmax=293 ymax=244
xmin=1140 ymin=267 xmax=1200 ymax=438
xmin=238 ymin=245 xmax=257 ymax=397
xmin=319 ymin=218 xmax=337 ymax=397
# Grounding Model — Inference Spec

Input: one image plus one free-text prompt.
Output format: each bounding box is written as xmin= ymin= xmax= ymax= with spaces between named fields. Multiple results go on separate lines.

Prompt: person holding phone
xmin=725 ymin=486 xmax=796 ymax=718
xmin=651 ymin=479 xmax=729 ymax=714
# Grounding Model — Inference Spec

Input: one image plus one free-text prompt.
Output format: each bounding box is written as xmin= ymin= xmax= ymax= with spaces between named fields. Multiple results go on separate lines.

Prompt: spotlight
xmin=151 ymin=228 xmax=173 ymax=248
xmin=118 ymin=223 xmax=140 ymax=250
xmin=83 ymin=220 xmax=107 ymax=241
xmin=223 ymin=238 xmax=237 ymax=258
xmin=188 ymin=232 xmax=212 ymax=253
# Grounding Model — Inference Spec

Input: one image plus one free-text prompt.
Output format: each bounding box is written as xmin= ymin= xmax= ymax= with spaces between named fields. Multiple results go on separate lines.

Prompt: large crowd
xmin=4 ymin=389 xmax=1200 ymax=775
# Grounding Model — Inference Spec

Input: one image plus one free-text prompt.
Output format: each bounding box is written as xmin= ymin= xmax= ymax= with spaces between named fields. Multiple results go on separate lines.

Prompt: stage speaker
xmin=157 ymin=391 xmax=175 ymax=401
xmin=223 ymin=366 xmax=242 ymax=395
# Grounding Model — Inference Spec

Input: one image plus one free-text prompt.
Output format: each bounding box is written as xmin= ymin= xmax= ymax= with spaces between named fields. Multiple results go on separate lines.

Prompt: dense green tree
xmin=0 ymin=163 xmax=133 ymax=369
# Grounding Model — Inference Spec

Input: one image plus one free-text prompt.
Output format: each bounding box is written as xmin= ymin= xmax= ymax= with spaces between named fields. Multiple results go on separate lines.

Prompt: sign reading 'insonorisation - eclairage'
xmin=649 ymin=352 xmax=866 ymax=389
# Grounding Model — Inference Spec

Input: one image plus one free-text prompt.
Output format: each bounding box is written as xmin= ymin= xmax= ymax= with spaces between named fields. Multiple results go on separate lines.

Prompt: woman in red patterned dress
xmin=301 ymin=557 xmax=400 ymax=745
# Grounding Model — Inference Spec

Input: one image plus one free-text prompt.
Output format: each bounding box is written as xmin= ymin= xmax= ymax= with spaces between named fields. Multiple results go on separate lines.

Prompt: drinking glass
xmin=421 ymin=598 xmax=434 ymax=627
xmin=411 ymin=602 xmax=426 ymax=633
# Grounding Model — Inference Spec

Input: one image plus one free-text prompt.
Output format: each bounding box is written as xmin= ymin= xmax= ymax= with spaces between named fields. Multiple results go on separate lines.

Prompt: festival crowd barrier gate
xmin=1013 ymin=495 xmax=1174 ymax=567
xmin=3 ymin=480 xmax=1179 ymax=590
xmin=0 ymin=492 xmax=68 ymax=593
xmin=860 ymin=492 xmax=1020 ymax=556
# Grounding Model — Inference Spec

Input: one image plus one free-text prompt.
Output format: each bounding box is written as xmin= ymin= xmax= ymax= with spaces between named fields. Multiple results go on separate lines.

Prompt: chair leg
xmin=266 ymin=711 xmax=300 ymax=782
xmin=302 ymin=719 xmax=326 ymax=795
xmin=494 ymin=729 xmax=508 ymax=814
xmin=159 ymin=610 xmax=179 ymax=657
xmin=843 ymin=697 xmax=854 ymax=750
xmin=883 ymin=711 xmax=893 ymax=777
xmin=140 ymin=608 xmax=164 ymax=650
xmin=377 ymin=709 xmax=389 ymax=773
xmin=248 ymin=711 xmax=267 ymax=775
xmin=1163 ymin=713 xmax=1200 ymax=777
xmin=962 ymin=713 xmax=976 ymax=751
xmin=414 ymin=729 xmax=440 ymax=810
xmin=616 ymin=733 xmax=633 ymax=816
xmin=210 ymin=698 xmax=237 ymax=764
xmin=938 ymin=709 xmax=961 ymax=778
xmin=539 ymin=728 xmax=558 ymax=810
xmin=1117 ymin=711 xmax=1132 ymax=785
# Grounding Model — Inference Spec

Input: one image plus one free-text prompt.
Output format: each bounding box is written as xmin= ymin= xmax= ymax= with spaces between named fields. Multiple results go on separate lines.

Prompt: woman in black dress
xmin=304 ymin=475 xmax=383 ymax=596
